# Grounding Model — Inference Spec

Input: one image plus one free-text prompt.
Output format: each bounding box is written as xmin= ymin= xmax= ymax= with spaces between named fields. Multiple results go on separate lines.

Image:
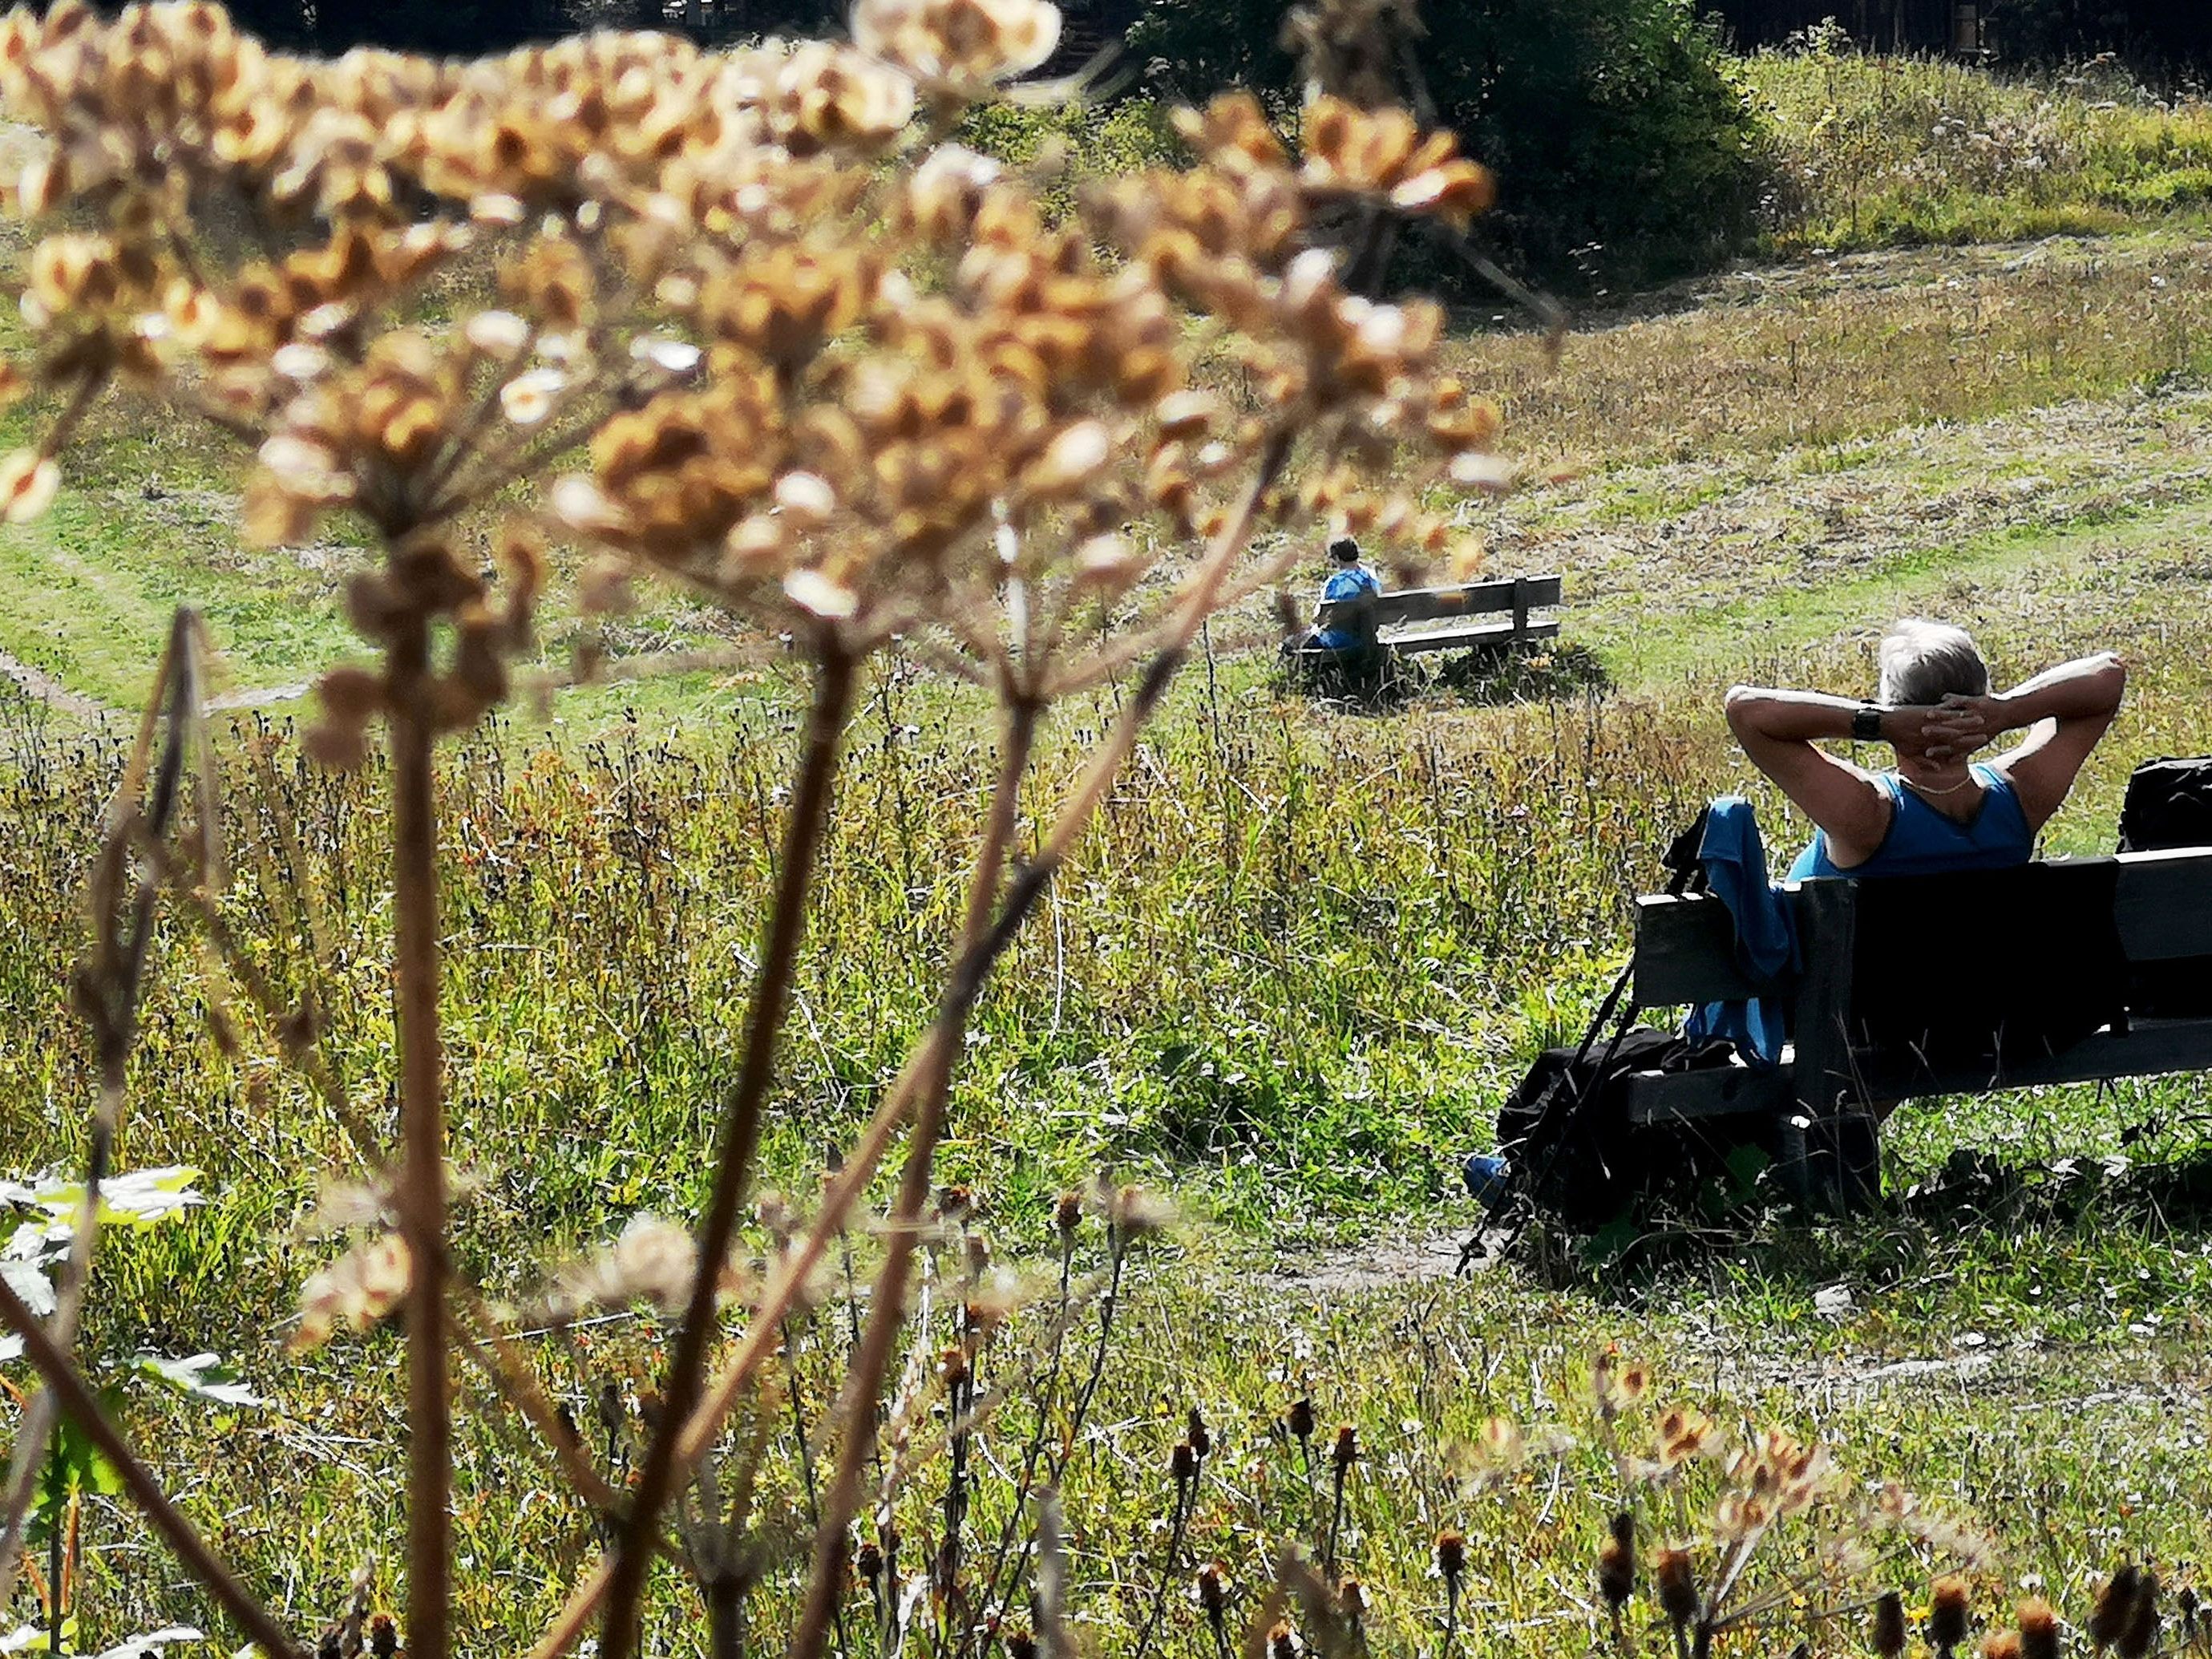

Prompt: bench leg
xmin=1777 ymin=1108 xmax=1882 ymax=1214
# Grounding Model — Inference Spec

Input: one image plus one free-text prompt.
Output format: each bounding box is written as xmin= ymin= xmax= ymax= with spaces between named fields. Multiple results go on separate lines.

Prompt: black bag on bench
xmin=2118 ymin=757 xmax=2212 ymax=1016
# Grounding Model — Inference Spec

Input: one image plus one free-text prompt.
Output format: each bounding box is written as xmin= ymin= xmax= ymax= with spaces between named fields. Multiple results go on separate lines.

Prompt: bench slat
xmin=2110 ymin=847 xmax=2212 ymax=961
xmin=1628 ymin=1014 xmax=2212 ymax=1124
xmin=1632 ymin=893 xmax=1767 ymax=1006
xmin=1388 ymin=619 xmax=1560 ymax=656
xmin=1369 ymin=574 xmax=1564 ymax=626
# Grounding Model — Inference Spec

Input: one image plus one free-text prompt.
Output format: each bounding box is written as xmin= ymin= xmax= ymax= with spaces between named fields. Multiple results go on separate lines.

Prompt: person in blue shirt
xmin=1290 ymin=536 xmax=1383 ymax=661
xmin=1724 ymin=620 xmax=2126 ymax=880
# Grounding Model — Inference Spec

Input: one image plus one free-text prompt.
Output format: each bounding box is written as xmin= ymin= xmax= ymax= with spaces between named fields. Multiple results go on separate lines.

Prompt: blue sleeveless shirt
xmin=1787 ymin=763 xmax=2032 ymax=880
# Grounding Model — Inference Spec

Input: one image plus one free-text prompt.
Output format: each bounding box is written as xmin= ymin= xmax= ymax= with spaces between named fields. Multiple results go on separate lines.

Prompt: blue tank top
xmin=1787 ymin=763 xmax=2032 ymax=880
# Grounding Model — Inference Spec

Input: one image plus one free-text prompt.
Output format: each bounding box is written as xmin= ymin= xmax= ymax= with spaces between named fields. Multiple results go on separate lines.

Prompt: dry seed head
xmin=1267 ymin=1620 xmax=1300 ymax=1659
xmin=1330 ymin=1423 xmax=1358 ymax=1471
xmin=1655 ymin=1548 xmax=1699 ymax=1630
xmin=1187 ymin=1406 xmax=1211 ymax=1459
xmin=1287 ymin=1396 xmax=1316 ymax=1443
xmin=292 ymin=1232 xmax=412 ymax=1352
xmin=1930 ymin=1577 xmax=1974 ymax=1654
xmin=1434 ymin=1528 xmax=1466 ymax=1584
xmin=2095 ymin=1568 xmax=2146 ymax=1653
xmin=2120 ymin=1568 xmax=2161 ymax=1659
xmin=1053 ymin=1190 xmax=1082 ymax=1237
xmin=367 ymin=1615 xmax=397 ymax=1659
xmin=1598 ymin=1511 xmax=1636 ymax=1609
xmin=1872 ymin=1591 xmax=1908 ymax=1659
xmin=1337 ymin=1576 xmax=1368 ymax=1622
xmin=1004 ymin=1632 xmax=1035 ymax=1659
xmin=1197 ymin=1562 xmax=1231 ymax=1618
xmin=1983 ymin=1633 xmax=2024 ymax=1659
xmin=1170 ymin=1439 xmax=1198 ymax=1483
xmin=2018 ymin=1599 xmax=2060 ymax=1659
xmin=855 ymin=1539 xmax=883 ymax=1580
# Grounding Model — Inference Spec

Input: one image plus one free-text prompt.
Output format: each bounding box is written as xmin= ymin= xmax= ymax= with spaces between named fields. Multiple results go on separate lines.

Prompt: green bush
xmin=1126 ymin=0 xmax=1770 ymax=294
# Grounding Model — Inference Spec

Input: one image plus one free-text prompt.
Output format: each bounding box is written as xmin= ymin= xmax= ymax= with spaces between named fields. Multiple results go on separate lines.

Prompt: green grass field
xmin=6 ymin=65 xmax=2212 ymax=1659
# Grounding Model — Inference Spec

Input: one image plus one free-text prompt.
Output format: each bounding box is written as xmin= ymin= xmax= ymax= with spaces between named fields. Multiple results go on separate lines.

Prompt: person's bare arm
xmin=1928 ymin=653 xmax=2126 ymax=831
xmin=1725 ymin=686 xmax=1935 ymax=868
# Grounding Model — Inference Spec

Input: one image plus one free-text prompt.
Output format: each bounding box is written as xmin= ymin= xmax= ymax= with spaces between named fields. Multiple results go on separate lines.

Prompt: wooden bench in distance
xmin=1622 ymin=848 xmax=2212 ymax=1206
xmin=1296 ymin=573 xmax=1563 ymax=663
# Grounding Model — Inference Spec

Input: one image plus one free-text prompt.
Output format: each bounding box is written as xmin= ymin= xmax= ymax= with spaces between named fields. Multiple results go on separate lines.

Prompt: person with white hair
xmin=1724 ymin=621 xmax=2127 ymax=880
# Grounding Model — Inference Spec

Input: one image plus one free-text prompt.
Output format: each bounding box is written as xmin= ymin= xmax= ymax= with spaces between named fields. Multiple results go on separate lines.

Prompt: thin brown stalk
xmin=788 ymin=693 xmax=1038 ymax=1657
xmin=601 ymin=646 xmax=859 ymax=1659
xmin=0 ymin=616 xmax=205 ymax=1613
xmin=540 ymin=465 xmax=1278 ymax=1659
xmin=0 ymin=1273 xmax=299 ymax=1659
xmin=388 ymin=629 xmax=452 ymax=1659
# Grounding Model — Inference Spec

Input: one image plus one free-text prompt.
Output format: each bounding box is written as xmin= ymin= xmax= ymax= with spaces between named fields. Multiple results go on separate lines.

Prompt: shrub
xmin=1129 ymin=0 xmax=1772 ymax=293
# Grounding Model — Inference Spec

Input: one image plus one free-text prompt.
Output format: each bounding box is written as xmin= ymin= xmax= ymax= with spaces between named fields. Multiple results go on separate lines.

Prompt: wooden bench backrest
xmin=1632 ymin=847 xmax=2212 ymax=1009
xmin=1316 ymin=573 xmax=1563 ymax=633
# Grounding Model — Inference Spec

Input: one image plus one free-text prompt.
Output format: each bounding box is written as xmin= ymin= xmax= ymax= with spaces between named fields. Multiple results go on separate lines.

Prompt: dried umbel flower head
xmin=1930 ymin=1577 xmax=1974 ymax=1656
xmin=293 ymin=1232 xmax=412 ymax=1352
xmin=1871 ymin=1591 xmax=1908 ymax=1659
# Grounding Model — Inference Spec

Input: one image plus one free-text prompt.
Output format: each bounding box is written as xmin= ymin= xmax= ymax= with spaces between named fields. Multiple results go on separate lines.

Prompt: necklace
xmin=1901 ymin=771 xmax=1975 ymax=798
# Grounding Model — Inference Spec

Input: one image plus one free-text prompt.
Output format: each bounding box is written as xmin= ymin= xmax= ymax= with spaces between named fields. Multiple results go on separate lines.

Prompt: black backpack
xmin=2119 ymin=756 xmax=2212 ymax=853
xmin=2117 ymin=757 xmax=2212 ymax=1017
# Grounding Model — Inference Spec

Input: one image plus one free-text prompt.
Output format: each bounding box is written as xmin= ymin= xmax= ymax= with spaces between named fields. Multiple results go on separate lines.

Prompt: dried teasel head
xmin=1982 ymin=1632 xmax=2024 ymax=1659
xmin=1656 ymin=1548 xmax=1699 ymax=1631
xmin=1598 ymin=1511 xmax=1636 ymax=1610
xmin=366 ymin=1616 xmax=397 ymax=1659
xmin=1929 ymin=1577 xmax=1974 ymax=1655
xmin=1053 ymin=1189 xmax=1082 ymax=1239
xmin=1872 ymin=1591 xmax=1908 ymax=1659
xmin=1187 ymin=1406 xmax=1211 ymax=1460
xmin=2017 ymin=1597 xmax=2060 ymax=1659
xmin=855 ymin=1539 xmax=884 ymax=1582
xmin=1287 ymin=1397 xmax=1316 ymax=1443
xmin=1267 ymin=1620 xmax=1300 ymax=1659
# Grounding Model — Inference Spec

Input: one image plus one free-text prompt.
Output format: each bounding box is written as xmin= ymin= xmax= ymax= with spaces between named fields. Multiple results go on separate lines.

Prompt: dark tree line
xmin=1706 ymin=0 xmax=2212 ymax=68
xmin=51 ymin=0 xmax=2212 ymax=69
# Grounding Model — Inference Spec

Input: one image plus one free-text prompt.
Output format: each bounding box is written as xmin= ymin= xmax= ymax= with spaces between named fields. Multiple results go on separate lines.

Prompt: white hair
xmin=1878 ymin=618 xmax=1990 ymax=706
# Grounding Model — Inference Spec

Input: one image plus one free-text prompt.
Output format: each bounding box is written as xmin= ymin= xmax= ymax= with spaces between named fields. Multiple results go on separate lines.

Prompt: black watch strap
xmin=1850 ymin=704 xmax=1885 ymax=742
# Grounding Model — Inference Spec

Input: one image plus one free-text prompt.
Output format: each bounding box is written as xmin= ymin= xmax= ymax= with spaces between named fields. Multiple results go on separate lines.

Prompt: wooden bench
xmin=1624 ymin=848 xmax=2212 ymax=1208
xmin=1294 ymin=573 xmax=1563 ymax=665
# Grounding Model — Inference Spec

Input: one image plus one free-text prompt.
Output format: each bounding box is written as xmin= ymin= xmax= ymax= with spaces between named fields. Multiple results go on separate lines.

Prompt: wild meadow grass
xmin=1745 ymin=37 xmax=2212 ymax=254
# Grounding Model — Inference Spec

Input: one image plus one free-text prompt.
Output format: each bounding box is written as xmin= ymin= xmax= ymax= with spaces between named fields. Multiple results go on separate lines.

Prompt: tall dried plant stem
xmin=0 ymin=1275 xmax=297 ymax=1659
xmin=388 ymin=625 xmax=451 ymax=1659
xmin=544 ymin=467 xmax=1280 ymax=1659
xmin=790 ymin=693 xmax=1039 ymax=1657
xmin=0 ymin=615 xmax=204 ymax=1616
xmin=602 ymin=646 xmax=859 ymax=1659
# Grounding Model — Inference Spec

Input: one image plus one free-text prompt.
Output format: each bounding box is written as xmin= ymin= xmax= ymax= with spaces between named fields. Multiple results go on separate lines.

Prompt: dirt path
xmin=0 ymin=643 xmax=108 ymax=719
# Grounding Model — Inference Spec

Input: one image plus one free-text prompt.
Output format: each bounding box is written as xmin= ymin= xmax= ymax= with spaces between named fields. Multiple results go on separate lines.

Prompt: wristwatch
xmin=1850 ymin=703 xmax=1886 ymax=742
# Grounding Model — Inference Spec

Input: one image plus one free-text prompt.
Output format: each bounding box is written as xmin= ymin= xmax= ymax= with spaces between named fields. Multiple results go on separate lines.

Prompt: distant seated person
xmin=1287 ymin=535 xmax=1383 ymax=662
xmin=1725 ymin=620 xmax=2126 ymax=880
